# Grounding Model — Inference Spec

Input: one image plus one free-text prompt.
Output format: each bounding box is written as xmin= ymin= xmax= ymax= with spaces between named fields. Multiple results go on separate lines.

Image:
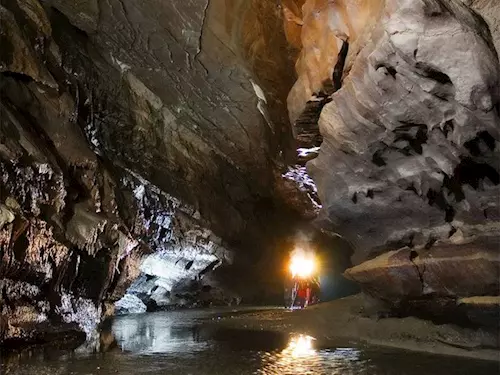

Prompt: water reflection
xmin=2 ymin=309 xmax=498 ymax=375
xmin=104 ymin=313 xmax=370 ymax=374
xmin=258 ymin=334 xmax=367 ymax=375
xmin=286 ymin=334 xmax=316 ymax=357
xmin=109 ymin=311 xmax=210 ymax=354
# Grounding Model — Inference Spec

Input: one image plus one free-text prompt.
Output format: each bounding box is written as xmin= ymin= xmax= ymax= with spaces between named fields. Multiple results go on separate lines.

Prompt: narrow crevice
xmin=427 ymin=188 xmax=455 ymax=222
xmin=351 ymin=192 xmax=358 ymax=204
xmin=415 ymin=62 xmax=452 ymax=85
xmin=332 ymin=40 xmax=350 ymax=91
xmin=372 ymin=150 xmax=386 ymax=166
xmin=193 ymin=0 xmax=210 ymax=76
xmin=294 ymin=39 xmax=349 ymax=149
xmin=408 ymin=250 xmax=425 ymax=295
xmin=442 ymin=120 xmax=454 ymax=138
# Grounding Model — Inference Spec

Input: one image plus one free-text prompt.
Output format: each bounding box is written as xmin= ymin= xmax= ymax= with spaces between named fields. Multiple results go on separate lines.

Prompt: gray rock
xmin=307 ymin=0 xmax=500 ymax=261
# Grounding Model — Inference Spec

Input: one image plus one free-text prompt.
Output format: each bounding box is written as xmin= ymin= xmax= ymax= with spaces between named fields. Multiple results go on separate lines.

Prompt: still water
xmin=2 ymin=308 xmax=498 ymax=375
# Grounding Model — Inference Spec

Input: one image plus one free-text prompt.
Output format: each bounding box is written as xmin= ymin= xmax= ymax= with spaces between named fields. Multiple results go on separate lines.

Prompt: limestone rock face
xmin=1 ymin=0 xmax=311 ymax=346
xmin=296 ymin=0 xmax=500 ymax=260
xmin=286 ymin=0 xmax=500 ymax=322
xmin=43 ymin=0 xmax=307 ymax=240
xmin=463 ymin=0 xmax=500 ymax=54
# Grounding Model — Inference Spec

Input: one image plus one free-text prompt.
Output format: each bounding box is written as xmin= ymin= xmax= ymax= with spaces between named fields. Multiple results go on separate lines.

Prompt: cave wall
xmin=465 ymin=0 xmax=500 ymax=54
xmin=287 ymin=0 xmax=500 ymax=323
xmin=0 ymin=0 xmax=318 ymax=345
xmin=43 ymin=0 xmax=310 ymax=241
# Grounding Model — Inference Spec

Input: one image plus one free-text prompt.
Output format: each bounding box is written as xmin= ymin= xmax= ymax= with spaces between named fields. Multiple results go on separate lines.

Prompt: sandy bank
xmin=209 ymin=295 xmax=500 ymax=362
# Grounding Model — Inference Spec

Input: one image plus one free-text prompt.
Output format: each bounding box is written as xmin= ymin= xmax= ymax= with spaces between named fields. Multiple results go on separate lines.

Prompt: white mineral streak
xmin=283 ymin=165 xmax=319 ymax=194
xmin=115 ymin=171 xmax=229 ymax=313
xmin=114 ymin=294 xmax=147 ymax=315
xmin=110 ymin=53 xmax=131 ymax=73
xmin=57 ymin=293 xmax=102 ymax=338
xmin=297 ymin=147 xmax=321 ymax=158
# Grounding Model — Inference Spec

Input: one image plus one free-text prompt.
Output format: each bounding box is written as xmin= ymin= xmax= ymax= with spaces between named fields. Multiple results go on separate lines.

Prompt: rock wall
xmin=114 ymin=172 xmax=235 ymax=313
xmin=463 ymin=0 xmax=500 ymax=54
xmin=0 ymin=0 xmax=316 ymax=346
xmin=42 ymin=0 xmax=310 ymax=241
xmin=288 ymin=0 xmax=500 ymax=324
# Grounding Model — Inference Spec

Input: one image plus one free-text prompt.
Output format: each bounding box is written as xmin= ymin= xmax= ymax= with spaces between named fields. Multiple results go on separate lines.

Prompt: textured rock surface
xmin=344 ymin=238 xmax=500 ymax=325
xmin=463 ymin=0 xmax=500 ymax=54
xmin=113 ymin=172 xmax=235 ymax=312
xmin=0 ymin=0 xmax=316 ymax=346
xmin=42 ymin=0 xmax=309 ymax=241
xmin=298 ymin=0 xmax=500 ymax=258
xmin=287 ymin=0 xmax=500 ymax=322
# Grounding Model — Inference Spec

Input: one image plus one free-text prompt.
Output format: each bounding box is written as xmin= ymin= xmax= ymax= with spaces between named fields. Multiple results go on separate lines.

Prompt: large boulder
xmin=344 ymin=237 xmax=499 ymax=300
xmin=344 ymin=238 xmax=500 ymax=326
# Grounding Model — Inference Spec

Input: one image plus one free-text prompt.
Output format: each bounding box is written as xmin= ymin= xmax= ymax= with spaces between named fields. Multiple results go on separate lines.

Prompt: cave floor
xmin=2 ymin=296 xmax=499 ymax=375
xmin=211 ymin=295 xmax=500 ymax=362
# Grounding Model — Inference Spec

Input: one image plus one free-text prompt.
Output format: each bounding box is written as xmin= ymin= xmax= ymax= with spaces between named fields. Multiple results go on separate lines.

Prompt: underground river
xmin=2 ymin=307 xmax=498 ymax=375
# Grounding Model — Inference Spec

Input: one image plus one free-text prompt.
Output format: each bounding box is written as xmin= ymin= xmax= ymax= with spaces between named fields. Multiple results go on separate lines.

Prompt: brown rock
xmin=0 ymin=4 xmax=56 ymax=87
xmin=458 ymin=296 xmax=500 ymax=328
xmin=344 ymin=238 xmax=500 ymax=309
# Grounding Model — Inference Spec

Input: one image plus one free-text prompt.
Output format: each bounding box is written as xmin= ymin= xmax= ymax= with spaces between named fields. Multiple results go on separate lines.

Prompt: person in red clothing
xmin=289 ymin=274 xmax=320 ymax=308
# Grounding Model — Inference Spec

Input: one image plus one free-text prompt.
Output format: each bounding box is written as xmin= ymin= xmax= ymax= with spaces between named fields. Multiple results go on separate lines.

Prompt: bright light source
xmin=289 ymin=250 xmax=316 ymax=278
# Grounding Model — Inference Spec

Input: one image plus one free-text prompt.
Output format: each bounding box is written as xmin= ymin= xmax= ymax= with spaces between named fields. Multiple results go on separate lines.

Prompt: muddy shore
xmin=208 ymin=295 xmax=500 ymax=362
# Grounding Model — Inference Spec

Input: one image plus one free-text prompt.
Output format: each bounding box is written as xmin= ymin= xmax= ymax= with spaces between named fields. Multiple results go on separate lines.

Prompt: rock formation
xmin=0 ymin=0 xmax=315 ymax=346
xmin=286 ymin=0 xmax=499 ymax=325
xmin=1 ymin=0 xmax=499 ymax=347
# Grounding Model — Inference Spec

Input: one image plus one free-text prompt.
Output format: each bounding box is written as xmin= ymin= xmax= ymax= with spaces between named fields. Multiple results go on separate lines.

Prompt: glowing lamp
xmin=289 ymin=251 xmax=316 ymax=278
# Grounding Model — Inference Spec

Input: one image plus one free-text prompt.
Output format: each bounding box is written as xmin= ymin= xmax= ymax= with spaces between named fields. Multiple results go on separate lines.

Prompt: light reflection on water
xmin=2 ymin=309 xmax=498 ymax=375
xmin=257 ymin=334 xmax=368 ymax=375
xmin=107 ymin=313 xmax=371 ymax=374
xmin=110 ymin=311 xmax=210 ymax=354
xmin=286 ymin=334 xmax=316 ymax=357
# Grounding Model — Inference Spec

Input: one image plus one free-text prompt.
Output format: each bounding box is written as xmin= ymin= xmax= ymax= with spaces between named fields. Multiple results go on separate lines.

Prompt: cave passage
xmin=1 ymin=0 xmax=500 ymax=371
